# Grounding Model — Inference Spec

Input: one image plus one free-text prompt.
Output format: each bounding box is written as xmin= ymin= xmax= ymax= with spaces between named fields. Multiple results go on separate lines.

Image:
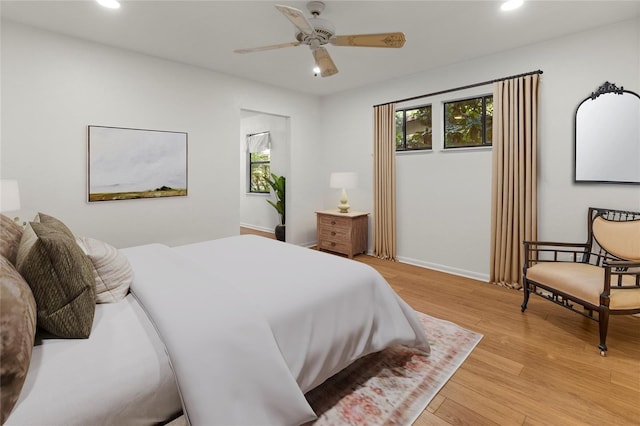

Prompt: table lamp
xmin=0 ymin=179 xmax=21 ymax=212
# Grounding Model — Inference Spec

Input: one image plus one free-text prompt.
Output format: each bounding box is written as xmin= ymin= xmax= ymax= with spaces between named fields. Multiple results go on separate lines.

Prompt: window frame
xmin=443 ymin=94 xmax=493 ymax=149
xmin=395 ymin=103 xmax=433 ymax=152
xmin=248 ymin=149 xmax=271 ymax=194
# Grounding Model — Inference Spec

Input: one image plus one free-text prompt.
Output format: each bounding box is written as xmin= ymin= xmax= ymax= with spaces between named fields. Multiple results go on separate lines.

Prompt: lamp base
xmin=337 ymin=188 xmax=350 ymax=213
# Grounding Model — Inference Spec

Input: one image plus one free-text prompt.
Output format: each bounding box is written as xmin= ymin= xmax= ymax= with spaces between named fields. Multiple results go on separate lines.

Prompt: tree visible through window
xmin=444 ymin=95 xmax=493 ymax=148
xmin=249 ymin=150 xmax=270 ymax=193
xmin=395 ymin=105 xmax=432 ymax=151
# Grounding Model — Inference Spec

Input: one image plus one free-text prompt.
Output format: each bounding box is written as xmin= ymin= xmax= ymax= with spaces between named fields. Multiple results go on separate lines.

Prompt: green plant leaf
xmin=265 ymin=173 xmax=286 ymax=225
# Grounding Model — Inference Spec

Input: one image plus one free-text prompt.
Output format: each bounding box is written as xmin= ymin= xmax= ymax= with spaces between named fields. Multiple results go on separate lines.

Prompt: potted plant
xmin=265 ymin=173 xmax=285 ymax=241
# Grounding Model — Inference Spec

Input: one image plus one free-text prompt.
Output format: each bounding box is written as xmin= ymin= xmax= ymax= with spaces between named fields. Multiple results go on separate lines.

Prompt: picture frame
xmin=88 ymin=125 xmax=188 ymax=202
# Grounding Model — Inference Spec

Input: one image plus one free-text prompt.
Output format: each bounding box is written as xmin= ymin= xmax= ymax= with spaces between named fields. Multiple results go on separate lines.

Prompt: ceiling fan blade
xmin=330 ymin=32 xmax=406 ymax=48
xmin=275 ymin=4 xmax=315 ymax=35
xmin=234 ymin=41 xmax=301 ymax=54
xmin=312 ymin=47 xmax=338 ymax=78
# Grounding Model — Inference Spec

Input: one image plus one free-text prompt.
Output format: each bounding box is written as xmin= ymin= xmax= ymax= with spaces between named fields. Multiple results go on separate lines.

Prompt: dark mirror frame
xmin=574 ymin=81 xmax=640 ymax=185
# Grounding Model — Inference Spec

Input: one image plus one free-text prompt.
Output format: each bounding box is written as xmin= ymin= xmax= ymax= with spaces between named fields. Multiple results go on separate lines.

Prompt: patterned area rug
xmin=165 ymin=312 xmax=481 ymax=426
xmin=304 ymin=312 xmax=482 ymax=425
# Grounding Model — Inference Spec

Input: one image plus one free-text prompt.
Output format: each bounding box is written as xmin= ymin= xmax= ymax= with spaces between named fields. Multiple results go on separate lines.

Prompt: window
xmin=444 ymin=95 xmax=493 ymax=148
xmin=395 ymin=105 xmax=432 ymax=151
xmin=249 ymin=149 xmax=270 ymax=193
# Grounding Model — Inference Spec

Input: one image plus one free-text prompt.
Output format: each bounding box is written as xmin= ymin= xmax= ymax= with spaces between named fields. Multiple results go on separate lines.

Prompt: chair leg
xmin=598 ymin=307 xmax=609 ymax=357
xmin=521 ymin=278 xmax=530 ymax=312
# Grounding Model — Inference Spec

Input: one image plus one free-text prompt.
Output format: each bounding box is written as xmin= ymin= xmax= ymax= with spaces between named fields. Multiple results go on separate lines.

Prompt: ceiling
xmin=2 ymin=1 xmax=639 ymax=96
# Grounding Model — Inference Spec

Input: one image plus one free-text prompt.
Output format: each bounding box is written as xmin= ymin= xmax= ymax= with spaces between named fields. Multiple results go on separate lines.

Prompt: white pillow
xmin=75 ymin=236 xmax=133 ymax=303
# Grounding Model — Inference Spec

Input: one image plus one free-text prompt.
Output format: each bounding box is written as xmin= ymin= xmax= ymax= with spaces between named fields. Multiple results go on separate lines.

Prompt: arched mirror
xmin=575 ymin=81 xmax=640 ymax=184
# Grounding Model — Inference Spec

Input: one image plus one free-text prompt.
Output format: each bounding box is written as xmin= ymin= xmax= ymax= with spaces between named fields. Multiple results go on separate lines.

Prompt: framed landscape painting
xmin=88 ymin=126 xmax=188 ymax=202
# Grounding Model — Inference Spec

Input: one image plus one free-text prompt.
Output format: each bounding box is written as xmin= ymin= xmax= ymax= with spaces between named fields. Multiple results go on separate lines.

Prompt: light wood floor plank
xmin=353 ymin=253 xmax=640 ymax=425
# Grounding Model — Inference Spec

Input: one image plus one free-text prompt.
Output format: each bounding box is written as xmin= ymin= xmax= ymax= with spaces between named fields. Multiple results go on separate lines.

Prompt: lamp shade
xmin=0 ymin=179 xmax=21 ymax=212
xmin=329 ymin=172 xmax=358 ymax=189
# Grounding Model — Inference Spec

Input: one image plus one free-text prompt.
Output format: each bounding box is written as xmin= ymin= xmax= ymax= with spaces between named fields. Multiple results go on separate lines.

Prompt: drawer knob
xmin=331 ymin=221 xmax=336 ymax=225
xmin=331 ymin=231 xmax=336 ymax=236
xmin=331 ymin=242 xmax=336 ymax=246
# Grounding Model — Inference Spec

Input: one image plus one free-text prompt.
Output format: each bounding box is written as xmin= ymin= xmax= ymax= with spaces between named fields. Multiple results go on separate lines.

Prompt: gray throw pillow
xmin=16 ymin=222 xmax=96 ymax=338
xmin=0 ymin=255 xmax=37 ymax=424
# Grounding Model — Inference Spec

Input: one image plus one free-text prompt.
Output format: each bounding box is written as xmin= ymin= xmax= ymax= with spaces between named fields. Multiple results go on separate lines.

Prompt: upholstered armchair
xmin=521 ymin=207 xmax=640 ymax=356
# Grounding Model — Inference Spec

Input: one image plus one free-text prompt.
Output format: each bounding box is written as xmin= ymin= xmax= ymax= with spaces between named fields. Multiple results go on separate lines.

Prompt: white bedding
xmin=172 ymin=235 xmax=430 ymax=393
xmin=6 ymin=294 xmax=182 ymax=426
xmin=126 ymin=235 xmax=429 ymax=425
xmin=8 ymin=235 xmax=429 ymax=426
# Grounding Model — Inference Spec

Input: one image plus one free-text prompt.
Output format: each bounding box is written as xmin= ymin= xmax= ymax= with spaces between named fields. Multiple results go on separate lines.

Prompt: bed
xmin=1 ymin=213 xmax=430 ymax=426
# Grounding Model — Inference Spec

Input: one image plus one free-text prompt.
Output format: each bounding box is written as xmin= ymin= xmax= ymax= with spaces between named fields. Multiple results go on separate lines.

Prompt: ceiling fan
xmin=234 ymin=1 xmax=406 ymax=78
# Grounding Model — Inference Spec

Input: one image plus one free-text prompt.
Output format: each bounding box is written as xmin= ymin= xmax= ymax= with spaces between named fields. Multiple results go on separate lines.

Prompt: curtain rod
xmin=246 ymin=131 xmax=270 ymax=137
xmin=373 ymin=69 xmax=543 ymax=107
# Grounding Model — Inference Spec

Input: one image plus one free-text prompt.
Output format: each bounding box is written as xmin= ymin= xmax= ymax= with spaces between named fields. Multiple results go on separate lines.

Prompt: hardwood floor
xmin=354 ymin=255 xmax=640 ymax=425
xmin=240 ymin=226 xmax=275 ymax=239
xmin=239 ymin=227 xmax=639 ymax=424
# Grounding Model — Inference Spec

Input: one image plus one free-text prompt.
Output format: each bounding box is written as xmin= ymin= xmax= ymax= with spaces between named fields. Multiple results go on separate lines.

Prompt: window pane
xmin=251 ymin=151 xmax=270 ymax=162
xmin=405 ymin=106 xmax=432 ymax=149
xmin=395 ymin=111 xmax=404 ymax=149
xmin=249 ymin=163 xmax=270 ymax=193
xmin=444 ymin=98 xmax=485 ymax=148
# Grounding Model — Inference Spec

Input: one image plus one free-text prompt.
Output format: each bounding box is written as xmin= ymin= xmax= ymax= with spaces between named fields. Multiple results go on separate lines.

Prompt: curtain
xmin=246 ymin=132 xmax=270 ymax=153
xmin=490 ymin=74 xmax=540 ymax=288
xmin=373 ymin=104 xmax=397 ymax=260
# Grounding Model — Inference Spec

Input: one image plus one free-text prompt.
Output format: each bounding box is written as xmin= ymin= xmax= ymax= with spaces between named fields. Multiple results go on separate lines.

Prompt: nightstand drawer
xmin=318 ymin=215 xmax=351 ymax=228
xmin=319 ymin=227 xmax=349 ymax=242
xmin=318 ymin=239 xmax=351 ymax=254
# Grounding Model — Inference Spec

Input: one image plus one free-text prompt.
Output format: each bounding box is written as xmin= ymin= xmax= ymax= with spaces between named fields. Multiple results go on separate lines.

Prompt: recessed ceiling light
xmin=313 ymin=66 xmax=321 ymax=76
xmin=501 ymin=0 xmax=523 ymax=11
xmin=96 ymin=0 xmax=120 ymax=9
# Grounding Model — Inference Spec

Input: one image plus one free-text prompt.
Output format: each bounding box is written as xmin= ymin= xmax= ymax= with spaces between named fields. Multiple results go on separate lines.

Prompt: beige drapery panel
xmin=373 ymin=104 xmax=397 ymax=260
xmin=490 ymin=74 xmax=540 ymax=288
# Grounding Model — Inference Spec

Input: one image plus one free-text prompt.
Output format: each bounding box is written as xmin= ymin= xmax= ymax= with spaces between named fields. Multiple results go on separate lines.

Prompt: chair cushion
xmin=526 ymin=262 xmax=640 ymax=310
xmin=592 ymin=216 xmax=640 ymax=261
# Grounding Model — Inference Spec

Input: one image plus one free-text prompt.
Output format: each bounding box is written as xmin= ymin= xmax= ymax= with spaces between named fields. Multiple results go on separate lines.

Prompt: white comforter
xmin=125 ymin=235 xmax=430 ymax=426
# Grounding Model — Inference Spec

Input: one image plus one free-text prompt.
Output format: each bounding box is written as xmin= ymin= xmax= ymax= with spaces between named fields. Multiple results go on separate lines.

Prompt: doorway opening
xmin=239 ymin=110 xmax=291 ymax=241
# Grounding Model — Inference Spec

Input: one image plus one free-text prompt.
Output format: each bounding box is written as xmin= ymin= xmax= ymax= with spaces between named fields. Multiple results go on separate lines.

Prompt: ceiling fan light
xmin=96 ymin=0 xmax=120 ymax=9
xmin=501 ymin=0 xmax=523 ymax=11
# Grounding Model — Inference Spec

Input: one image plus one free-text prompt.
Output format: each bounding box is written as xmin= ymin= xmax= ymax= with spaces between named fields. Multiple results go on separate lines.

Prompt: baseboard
xmin=395 ymin=255 xmax=490 ymax=282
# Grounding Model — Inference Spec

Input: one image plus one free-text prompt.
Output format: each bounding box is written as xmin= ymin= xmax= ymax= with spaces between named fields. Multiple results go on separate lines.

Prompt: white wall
xmin=319 ymin=18 xmax=640 ymax=281
xmin=3 ymin=18 xmax=639 ymax=274
xmin=1 ymin=20 xmax=322 ymax=248
xmin=239 ymin=111 xmax=289 ymax=233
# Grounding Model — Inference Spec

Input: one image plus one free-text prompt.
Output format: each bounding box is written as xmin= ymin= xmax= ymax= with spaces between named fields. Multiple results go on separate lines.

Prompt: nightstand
xmin=316 ymin=210 xmax=369 ymax=258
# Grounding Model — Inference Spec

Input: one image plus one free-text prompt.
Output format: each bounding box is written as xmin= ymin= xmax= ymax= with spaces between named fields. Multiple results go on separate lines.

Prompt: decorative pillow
xmin=16 ymin=222 xmax=96 ymax=338
xmin=0 ymin=214 xmax=23 ymax=265
xmin=33 ymin=212 xmax=74 ymax=238
xmin=0 ymin=255 xmax=37 ymax=424
xmin=15 ymin=212 xmax=75 ymax=269
xmin=76 ymin=236 xmax=133 ymax=303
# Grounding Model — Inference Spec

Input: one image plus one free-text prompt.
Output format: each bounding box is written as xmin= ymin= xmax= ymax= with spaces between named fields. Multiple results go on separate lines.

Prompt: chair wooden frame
xmin=521 ymin=207 xmax=640 ymax=356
